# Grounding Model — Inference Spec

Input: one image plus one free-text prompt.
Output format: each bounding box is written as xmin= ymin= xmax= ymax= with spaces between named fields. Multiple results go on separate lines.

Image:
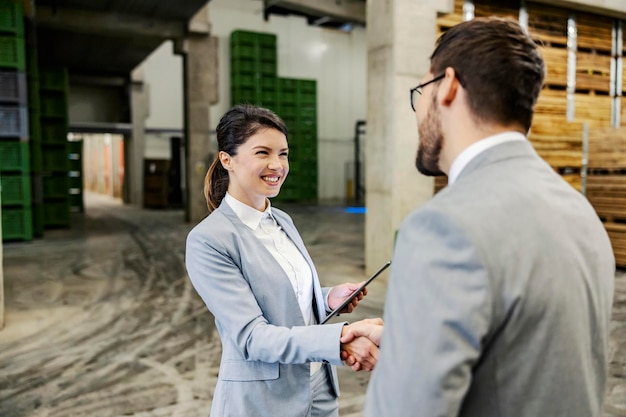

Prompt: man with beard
xmin=359 ymin=16 xmax=615 ymax=417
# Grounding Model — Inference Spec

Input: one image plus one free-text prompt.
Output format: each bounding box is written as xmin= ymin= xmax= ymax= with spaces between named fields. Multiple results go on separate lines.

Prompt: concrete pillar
xmin=128 ymin=67 xmax=149 ymax=206
xmin=178 ymin=5 xmax=217 ymax=223
xmin=365 ymin=0 xmax=452 ymax=276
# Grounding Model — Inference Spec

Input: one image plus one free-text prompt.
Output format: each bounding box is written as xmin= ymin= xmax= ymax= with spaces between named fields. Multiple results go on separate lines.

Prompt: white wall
xmin=143 ymin=41 xmax=184 ymax=130
xmin=140 ymin=0 xmax=367 ymax=201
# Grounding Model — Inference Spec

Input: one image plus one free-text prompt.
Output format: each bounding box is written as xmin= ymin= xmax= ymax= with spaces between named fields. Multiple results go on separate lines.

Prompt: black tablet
xmin=320 ymin=260 xmax=391 ymax=324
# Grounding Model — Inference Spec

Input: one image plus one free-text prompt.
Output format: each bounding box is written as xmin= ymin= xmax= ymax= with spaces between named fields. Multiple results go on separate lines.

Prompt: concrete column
xmin=178 ymin=5 xmax=217 ymax=223
xmin=365 ymin=0 xmax=452 ymax=276
xmin=128 ymin=67 xmax=149 ymax=206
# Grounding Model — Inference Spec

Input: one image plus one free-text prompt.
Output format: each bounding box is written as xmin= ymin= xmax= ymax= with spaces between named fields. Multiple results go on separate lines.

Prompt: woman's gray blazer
xmin=185 ymin=201 xmax=346 ymax=417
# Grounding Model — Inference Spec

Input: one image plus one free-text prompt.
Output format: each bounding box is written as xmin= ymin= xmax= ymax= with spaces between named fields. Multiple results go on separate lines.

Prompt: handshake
xmin=339 ymin=318 xmax=384 ymax=372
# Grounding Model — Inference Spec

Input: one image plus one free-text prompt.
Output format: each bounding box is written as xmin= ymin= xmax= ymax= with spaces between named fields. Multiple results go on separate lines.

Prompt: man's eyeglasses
xmin=409 ymin=74 xmax=445 ymax=112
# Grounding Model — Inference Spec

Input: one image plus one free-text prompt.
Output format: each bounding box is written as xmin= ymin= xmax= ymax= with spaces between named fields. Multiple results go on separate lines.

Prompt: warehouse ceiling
xmin=34 ymin=0 xmax=211 ymax=78
xmin=263 ymin=0 xmax=365 ymax=30
xmin=33 ymin=0 xmax=365 ymax=79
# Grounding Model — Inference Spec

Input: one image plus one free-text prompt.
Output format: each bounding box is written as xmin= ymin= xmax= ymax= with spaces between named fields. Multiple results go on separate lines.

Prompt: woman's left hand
xmin=328 ymin=282 xmax=367 ymax=314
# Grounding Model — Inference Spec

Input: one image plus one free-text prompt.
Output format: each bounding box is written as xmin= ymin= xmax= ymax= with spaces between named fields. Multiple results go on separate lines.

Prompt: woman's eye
xmin=256 ymin=150 xmax=268 ymax=155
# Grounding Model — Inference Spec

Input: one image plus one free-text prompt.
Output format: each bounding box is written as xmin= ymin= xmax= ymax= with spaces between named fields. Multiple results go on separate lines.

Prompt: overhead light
xmin=312 ymin=16 xmax=331 ymax=26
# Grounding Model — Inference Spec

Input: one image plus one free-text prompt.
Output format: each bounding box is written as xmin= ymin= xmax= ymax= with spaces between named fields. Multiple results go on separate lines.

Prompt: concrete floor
xmin=0 ymin=192 xmax=624 ymax=417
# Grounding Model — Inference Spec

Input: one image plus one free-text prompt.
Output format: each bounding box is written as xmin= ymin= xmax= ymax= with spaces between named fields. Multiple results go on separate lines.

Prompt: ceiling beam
xmin=266 ymin=0 xmax=365 ymax=25
xmin=36 ymin=5 xmax=187 ymax=40
xmin=531 ymin=0 xmax=626 ymax=19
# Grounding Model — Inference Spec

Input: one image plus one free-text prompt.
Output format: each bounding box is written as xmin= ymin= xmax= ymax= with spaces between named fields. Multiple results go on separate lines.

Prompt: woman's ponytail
xmin=204 ymin=156 xmax=229 ymax=212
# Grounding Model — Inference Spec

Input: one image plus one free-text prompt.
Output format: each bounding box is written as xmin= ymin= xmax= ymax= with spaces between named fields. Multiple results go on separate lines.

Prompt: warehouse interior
xmin=1 ymin=0 xmax=626 ymax=415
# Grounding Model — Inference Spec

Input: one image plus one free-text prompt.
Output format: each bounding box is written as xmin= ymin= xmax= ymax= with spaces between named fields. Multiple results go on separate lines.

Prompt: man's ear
xmin=218 ymin=151 xmax=231 ymax=171
xmin=439 ymin=67 xmax=461 ymax=107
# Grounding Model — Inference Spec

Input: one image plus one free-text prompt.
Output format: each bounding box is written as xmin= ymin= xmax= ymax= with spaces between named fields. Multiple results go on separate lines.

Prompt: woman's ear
xmin=218 ymin=151 xmax=231 ymax=171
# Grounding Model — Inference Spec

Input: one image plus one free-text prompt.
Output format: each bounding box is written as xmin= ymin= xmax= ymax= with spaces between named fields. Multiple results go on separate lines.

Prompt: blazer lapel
xmin=218 ymin=202 xmax=306 ymax=324
xmin=273 ymin=212 xmax=326 ymax=324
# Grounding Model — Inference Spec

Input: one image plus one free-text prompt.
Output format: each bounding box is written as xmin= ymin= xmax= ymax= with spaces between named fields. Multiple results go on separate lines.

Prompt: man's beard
xmin=415 ymin=94 xmax=445 ymax=176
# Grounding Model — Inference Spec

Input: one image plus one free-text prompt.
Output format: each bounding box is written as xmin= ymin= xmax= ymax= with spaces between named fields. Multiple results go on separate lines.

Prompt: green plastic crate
xmin=0 ymin=70 xmax=26 ymax=103
xmin=296 ymin=91 xmax=316 ymax=105
xmin=231 ymin=73 xmax=258 ymax=88
xmin=0 ymin=105 xmax=27 ymax=138
xmin=68 ymin=173 xmax=82 ymax=190
xmin=258 ymin=33 xmax=277 ymax=48
xmin=259 ymin=47 xmax=276 ymax=62
xmin=299 ymin=106 xmax=317 ymax=120
xmin=41 ymin=146 xmax=69 ymax=172
xmin=1 ymin=206 xmax=32 ymax=241
xmin=0 ymin=1 xmax=23 ymax=36
xmin=41 ymin=121 xmax=67 ymax=144
xmin=277 ymin=92 xmax=296 ymax=105
xmin=0 ymin=172 xmax=30 ymax=205
xmin=297 ymin=79 xmax=316 ymax=94
xmin=42 ymin=199 xmax=70 ymax=227
xmin=0 ymin=35 xmax=24 ymax=70
xmin=40 ymin=93 xmax=67 ymax=119
xmin=0 ymin=139 xmax=28 ymax=172
xmin=231 ymin=44 xmax=257 ymax=59
xmin=39 ymin=68 xmax=68 ymax=92
xmin=230 ymin=30 xmax=259 ymax=46
xmin=231 ymin=58 xmax=257 ymax=74
xmin=43 ymin=173 xmax=69 ymax=199
xmin=277 ymin=106 xmax=298 ymax=119
xmin=260 ymin=77 xmax=276 ymax=89
xmin=279 ymin=78 xmax=299 ymax=93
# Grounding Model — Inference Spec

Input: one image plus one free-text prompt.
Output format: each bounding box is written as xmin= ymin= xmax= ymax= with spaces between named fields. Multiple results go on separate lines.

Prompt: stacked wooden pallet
xmin=586 ymin=127 xmax=626 ymax=267
xmin=473 ymin=0 xmax=520 ymax=19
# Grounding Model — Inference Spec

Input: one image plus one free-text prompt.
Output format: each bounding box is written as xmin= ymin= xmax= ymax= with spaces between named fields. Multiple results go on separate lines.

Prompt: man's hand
xmin=340 ymin=318 xmax=384 ymax=371
xmin=341 ymin=318 xmax=384 ymax=345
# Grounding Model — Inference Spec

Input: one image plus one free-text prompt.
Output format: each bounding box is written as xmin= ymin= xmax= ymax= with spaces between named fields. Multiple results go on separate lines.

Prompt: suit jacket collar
xmin=216 ymin=199 xmax=326 ymax=323
xmin=456 ymin=138 xmax=538 ymax=181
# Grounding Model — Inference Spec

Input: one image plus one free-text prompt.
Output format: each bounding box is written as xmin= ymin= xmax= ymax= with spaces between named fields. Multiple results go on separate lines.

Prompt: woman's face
xmin=220 ymin=127 xmax=289 ymax=211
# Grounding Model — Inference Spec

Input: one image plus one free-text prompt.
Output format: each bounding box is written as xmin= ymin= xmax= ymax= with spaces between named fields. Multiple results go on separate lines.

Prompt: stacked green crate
xmin=275 ymin=78 xmax=318 ymax=202
xmin=0 ymin=0 xmax=31 ymax=241
xmin=229 ymin=30 xmax=318 ymax=203
xmin=68 ymin=140 xmax=83 ymax=212
xmin=24 ymin=17 xmax=43 ymax=236
xmin=39 ymin=67 xmax=70 ymax=228
xmin=230 ymin=30 xmax=277 ymax=109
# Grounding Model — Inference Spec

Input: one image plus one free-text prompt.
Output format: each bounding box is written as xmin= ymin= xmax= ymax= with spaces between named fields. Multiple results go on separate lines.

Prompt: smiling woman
xmin=185 ymin=104 xmax=383 ymax=417
xmin=218 ymin=127 xmax=289 ymax=211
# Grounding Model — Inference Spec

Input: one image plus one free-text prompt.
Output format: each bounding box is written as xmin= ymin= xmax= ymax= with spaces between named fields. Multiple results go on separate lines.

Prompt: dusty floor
xmin=0 ymin=192 xmax=624 ymax=417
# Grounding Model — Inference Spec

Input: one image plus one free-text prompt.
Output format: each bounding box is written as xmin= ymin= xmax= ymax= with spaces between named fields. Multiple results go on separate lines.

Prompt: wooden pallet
xmin=586 ymin=175 xmax=626 ymax=220
xmin=529 ymin=116 xmax=583 ymax=167
xmin=605 ymin=222 xmax=626 ymax=267
xmin=576 ymin=13 xmax=613 ymax=52
xmin=474 ymin=0 xmax=520 ymax=19
xmin=587 ymin=127 xmax=626 ymax=169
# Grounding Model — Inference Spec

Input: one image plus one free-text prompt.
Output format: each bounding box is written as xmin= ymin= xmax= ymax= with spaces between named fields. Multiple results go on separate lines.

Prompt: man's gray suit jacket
xmin=365 ymin=139 xmax=615 ymax=417
xmin=186 ymin=202 xmax=345 ymax=417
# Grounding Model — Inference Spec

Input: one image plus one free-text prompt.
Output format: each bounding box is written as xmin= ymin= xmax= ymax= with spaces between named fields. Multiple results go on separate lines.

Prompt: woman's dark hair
xmin=205 ymin=104 xmax=288 ymax=212
xmin=430 ymin=17 xmax=545 ymax=131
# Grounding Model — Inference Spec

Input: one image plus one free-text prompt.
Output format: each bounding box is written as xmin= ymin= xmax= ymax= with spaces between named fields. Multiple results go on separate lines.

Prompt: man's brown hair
xmin=430 ymin=17 xmax=545 ymax=131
